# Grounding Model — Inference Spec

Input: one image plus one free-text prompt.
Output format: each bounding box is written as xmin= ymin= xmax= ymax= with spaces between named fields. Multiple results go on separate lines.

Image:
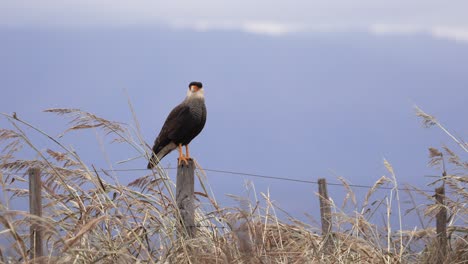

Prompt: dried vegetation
xmin=0 ymin=107 xmax=466 ymax=263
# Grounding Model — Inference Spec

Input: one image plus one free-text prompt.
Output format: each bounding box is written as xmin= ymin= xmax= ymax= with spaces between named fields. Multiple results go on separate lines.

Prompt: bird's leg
xmin=185 ymin=145 xmax=190 ymax=158
xmin=178 ymin=144 xmax=189 ymax=166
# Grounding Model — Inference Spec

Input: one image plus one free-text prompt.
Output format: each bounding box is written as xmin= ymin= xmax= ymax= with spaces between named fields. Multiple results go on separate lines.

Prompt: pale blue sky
xmin=1 ymin=2 xmax=467 ymax=229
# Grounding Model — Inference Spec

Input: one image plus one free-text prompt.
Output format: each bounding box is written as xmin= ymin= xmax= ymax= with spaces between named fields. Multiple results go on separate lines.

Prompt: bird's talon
xmin=178 ymin=156 xmax=190 ymax=166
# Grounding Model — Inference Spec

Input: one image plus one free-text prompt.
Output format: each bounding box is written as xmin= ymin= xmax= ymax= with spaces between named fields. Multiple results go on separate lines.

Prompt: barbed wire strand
xmin=96 ymin=167 xmax=443 ymax=193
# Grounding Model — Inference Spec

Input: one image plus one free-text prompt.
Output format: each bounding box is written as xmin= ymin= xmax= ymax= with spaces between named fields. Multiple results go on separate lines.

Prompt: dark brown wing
xmin=147 ymin=103 xmax=190 ymax=168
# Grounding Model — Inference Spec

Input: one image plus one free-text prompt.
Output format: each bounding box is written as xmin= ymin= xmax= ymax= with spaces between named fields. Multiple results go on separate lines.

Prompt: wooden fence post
xmin=28 ymin=167 xmax=43 ymax=261
xmin=435 ymin=186 xmax=447 ymax=262
xmin=318 ymin=178 xmax=333 ymax=252
xmin=176 ymin=159 xmax=196 ymax=238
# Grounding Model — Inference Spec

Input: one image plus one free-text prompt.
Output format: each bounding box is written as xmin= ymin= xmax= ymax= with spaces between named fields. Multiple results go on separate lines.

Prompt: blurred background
xmin=1 ymin=1 xmax=467 ymax=229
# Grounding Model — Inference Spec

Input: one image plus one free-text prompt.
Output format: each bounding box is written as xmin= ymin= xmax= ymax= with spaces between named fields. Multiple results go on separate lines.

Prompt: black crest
xmin=189 ymin=81 xmax=203 ymax=88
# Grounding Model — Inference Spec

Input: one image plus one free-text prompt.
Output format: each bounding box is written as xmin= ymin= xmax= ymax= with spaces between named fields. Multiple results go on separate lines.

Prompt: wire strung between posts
xmin=98 ymin=167 xmax=439 ymax=193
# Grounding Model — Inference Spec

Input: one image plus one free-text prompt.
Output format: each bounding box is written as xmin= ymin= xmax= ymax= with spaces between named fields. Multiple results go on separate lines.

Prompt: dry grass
xmin=0 ymin=107 xmax=466 ymax=263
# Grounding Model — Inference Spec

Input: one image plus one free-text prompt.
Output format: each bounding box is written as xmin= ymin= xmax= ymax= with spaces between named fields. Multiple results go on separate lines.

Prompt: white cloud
xmin=431 ymin=26 xmax=468 ymax=43
xmin=241 ymin=21 xmax=304 ymax=36
xmin=369 ymin=23 xmax=468 ymax=44
xmin=369 ymin=24 xmax=423 ymax=35
xmin=175 ymin=20 xmax=468 ymax=44
xmin=167 ymin=20 xmax=305 ymax=36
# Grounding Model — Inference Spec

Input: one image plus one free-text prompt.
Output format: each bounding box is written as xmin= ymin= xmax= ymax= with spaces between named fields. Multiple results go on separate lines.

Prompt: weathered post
xmin=318 ymin=178 xmax=333 ymax=252
xmin=176 ymin=159 xmax=196 ymax=238
xmin=435 ymin=186 xmax=447 ymax=262
xmin=28 ymin=167 xmax=43 ymax=261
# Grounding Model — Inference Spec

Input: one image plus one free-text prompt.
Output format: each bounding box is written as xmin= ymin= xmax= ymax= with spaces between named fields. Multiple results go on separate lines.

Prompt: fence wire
xmin=95 ymin=167 xmax=442 ymax=193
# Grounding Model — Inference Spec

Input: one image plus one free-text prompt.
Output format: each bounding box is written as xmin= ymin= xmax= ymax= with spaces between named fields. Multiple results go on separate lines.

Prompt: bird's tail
xmin=147 ymin=153 xmax=159 ymax=169
xmin=147 ymin=142 xmax=177 ymax=169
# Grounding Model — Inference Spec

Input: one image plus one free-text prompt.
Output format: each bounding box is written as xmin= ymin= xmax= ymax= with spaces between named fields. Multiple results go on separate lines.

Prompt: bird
xmin=147 ymin=81 xmax=207 ymax=169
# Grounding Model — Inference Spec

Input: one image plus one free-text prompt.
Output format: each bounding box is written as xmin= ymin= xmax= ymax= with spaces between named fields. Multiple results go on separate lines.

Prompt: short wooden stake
xmin=28 ymin=167 xmax=43 ymax=261
xmin=176 ymin=159 xmax=196 ymax=238
xmin=435 ymin=186 xmax=447 ymax=262
xmin=318 ymin=178 xmax=333 ymax=252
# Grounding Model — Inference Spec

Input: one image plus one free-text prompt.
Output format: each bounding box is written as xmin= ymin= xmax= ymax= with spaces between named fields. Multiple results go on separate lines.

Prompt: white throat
xmin=186 ymin=88 xmax=205 ymax=100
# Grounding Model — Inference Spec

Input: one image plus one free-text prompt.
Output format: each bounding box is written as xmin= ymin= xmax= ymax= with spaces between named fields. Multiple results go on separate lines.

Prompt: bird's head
xmin=187 ymin=81 xmax=204 ymax=99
